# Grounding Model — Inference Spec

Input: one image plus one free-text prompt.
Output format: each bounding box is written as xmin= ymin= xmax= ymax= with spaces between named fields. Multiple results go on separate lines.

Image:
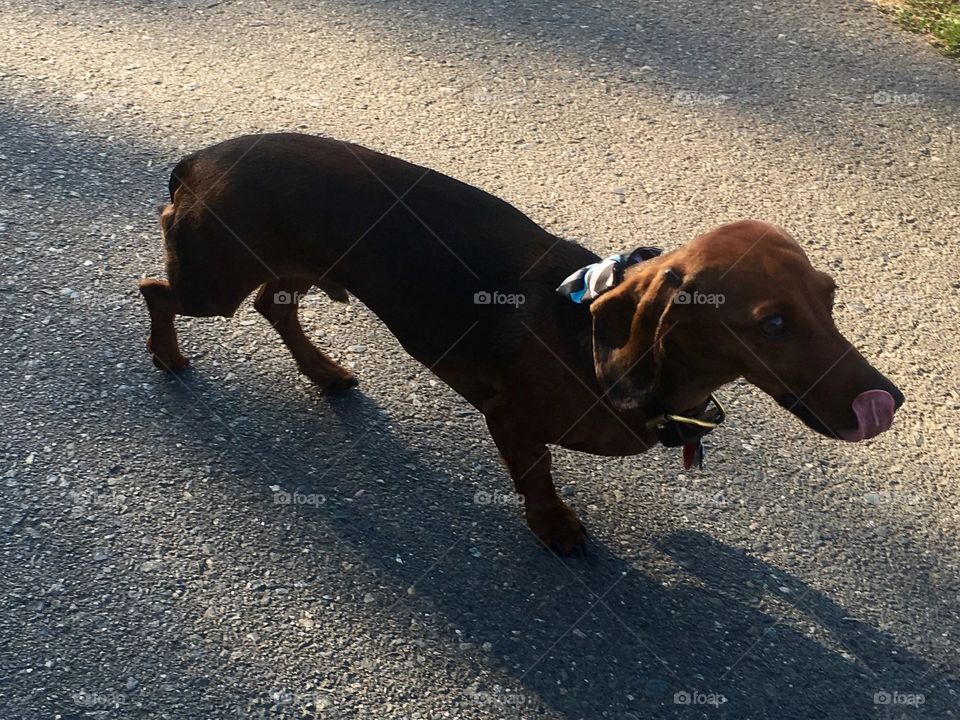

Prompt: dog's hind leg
xmin=139 ymin=278 xmax=189 ymax=371
xmin=254 ymin=277 xmax=358 ymax=393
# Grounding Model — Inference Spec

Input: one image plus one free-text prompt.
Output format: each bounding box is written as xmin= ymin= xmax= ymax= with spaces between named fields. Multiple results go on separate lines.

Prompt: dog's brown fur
xmin=140 ymin=133 xmax=903 ymax=553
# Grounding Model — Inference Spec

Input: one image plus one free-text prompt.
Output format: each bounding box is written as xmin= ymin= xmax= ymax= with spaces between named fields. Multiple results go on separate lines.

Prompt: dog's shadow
xmin=153 ymin=367 xmax=950 ymax=719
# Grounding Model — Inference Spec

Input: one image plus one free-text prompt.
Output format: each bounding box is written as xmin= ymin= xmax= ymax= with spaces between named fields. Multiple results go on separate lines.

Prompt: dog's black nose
xmin=890 ymin=385 xmax=905 ymax=410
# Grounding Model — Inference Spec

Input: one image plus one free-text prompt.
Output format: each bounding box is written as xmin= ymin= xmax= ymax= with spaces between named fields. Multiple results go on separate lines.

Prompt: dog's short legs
xmin=139 ymin=278 xmax=189 ymax=371
xmin=254 ymin=277 xmax=358 ymax=393
xmin=486 ymin=411 xmax=587 ymax=555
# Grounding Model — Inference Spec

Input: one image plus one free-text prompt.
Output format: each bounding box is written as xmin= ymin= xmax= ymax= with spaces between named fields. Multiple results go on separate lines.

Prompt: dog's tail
xmin=156 ymin=155 xmax=198 ymax=221
xmin=168 ymin=155 xmax=197 ymax=204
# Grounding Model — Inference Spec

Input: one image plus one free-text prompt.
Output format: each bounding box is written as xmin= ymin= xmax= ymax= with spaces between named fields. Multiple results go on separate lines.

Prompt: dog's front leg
xmin=485 ymin=412 xmax=587 ymax=555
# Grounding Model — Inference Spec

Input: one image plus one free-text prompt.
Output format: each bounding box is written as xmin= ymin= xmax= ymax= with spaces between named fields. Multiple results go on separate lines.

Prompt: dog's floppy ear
xmin=590 ymin=264 xmax=683 ymax=410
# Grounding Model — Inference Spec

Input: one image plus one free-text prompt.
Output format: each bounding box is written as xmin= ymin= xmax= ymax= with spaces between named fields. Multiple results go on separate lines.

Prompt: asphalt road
xmin=1 ymin=0 xmax=958 ymax=718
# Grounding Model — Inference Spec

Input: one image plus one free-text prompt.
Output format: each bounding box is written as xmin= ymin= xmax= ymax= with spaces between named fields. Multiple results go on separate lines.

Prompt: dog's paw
xmin=146 ymin=337 xmax=189 ymax=372
xmin=526 ymin=501 xmax=587 ymax=556
xmin=322 ymin=372 xmax=359 ymax=395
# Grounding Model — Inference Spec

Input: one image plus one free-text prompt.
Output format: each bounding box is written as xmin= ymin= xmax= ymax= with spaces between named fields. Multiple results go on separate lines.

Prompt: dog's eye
xmin=760 ymin=313 xmax=786 ymax=337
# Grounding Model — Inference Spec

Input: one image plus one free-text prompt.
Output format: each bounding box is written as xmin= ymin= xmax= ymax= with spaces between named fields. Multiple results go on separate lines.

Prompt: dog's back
xmin=158 ymin=133 xmax=595 ymax=368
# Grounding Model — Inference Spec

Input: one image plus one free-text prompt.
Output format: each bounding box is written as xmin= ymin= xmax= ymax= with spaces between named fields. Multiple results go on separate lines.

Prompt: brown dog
xmin=139 ymin=133 xmax=904 ymax=553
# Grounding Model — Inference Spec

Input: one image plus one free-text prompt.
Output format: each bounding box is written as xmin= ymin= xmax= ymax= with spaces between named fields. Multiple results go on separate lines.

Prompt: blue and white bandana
xmin=556 ymin=246 xmax=662 ymax=303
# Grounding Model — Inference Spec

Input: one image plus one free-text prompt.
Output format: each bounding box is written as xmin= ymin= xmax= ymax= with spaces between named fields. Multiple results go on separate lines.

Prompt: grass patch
xmin=883 ymin=1 xmax=960 ymax=56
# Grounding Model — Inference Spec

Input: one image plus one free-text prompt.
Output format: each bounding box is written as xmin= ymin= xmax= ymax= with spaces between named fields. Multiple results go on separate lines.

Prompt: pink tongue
xmin=840 ymin=390 xmax=896 ymax=442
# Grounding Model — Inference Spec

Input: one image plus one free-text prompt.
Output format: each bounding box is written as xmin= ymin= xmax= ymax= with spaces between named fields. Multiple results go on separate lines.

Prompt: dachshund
xmin=139 ymin=133 xmax=904 ymax=554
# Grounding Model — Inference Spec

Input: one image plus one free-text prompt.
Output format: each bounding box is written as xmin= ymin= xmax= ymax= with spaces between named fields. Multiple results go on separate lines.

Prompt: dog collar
xmin=556 ymin=246 xmax=663 ymax=303
xmin=645 ymin=394 xmax=726 ymax=470
xmin=558 ymin=248 xmax=725 ymax=470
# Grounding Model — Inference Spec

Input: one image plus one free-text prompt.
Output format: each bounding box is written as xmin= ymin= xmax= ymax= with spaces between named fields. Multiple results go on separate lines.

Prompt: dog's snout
xmin=775 ymin=377 xmax=904 ymax=443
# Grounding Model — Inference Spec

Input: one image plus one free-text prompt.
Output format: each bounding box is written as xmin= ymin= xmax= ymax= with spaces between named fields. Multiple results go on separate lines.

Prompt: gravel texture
xmin=0 ymin=0 xmax=958 ymax=718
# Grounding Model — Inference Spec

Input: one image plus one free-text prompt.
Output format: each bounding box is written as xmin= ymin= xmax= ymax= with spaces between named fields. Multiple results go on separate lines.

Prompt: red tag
xmin=682 ymin=442 xmax=697 ymax=469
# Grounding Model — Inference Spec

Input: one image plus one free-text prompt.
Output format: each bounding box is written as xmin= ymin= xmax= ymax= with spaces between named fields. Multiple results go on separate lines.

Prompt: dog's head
xmin=590 ymin=220 xmax=904 ymax=441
